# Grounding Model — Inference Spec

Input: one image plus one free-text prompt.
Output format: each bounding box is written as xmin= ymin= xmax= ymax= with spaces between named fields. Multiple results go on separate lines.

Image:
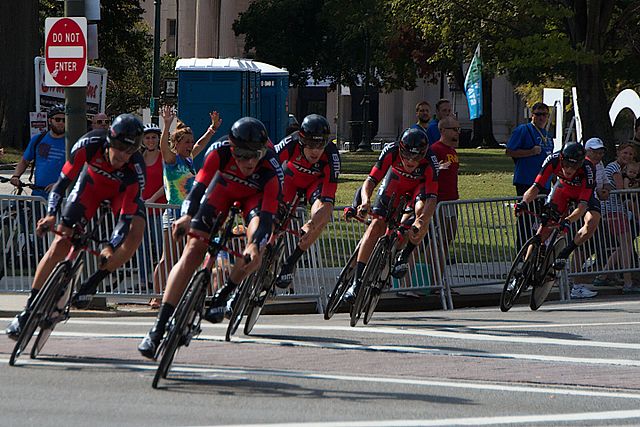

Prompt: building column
xmin=195 ymin=0 xmax=215 ymax=57
xmin=178 ymin=0 xmax=196 ymax=57
xmin=325 ymin=88 xmax=338 ymax=139
xmin=218 ymin=0 xmax=238 ymax=57
xmin=376 ymin=91 xmax=400 ymax=141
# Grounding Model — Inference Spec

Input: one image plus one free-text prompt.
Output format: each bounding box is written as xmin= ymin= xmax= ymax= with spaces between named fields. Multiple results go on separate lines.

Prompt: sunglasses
xmin=110 ymin=140 xmax=139 ymax=155
xmin=400 ymin=149 xmax=427 ymax=161
xmin=51 ymin=117 xmax=65 ymax=123
xmin=232 ymin=146 xmax=267 ymax=161
xmin=96 ymin=119 xmax=110 ymax=124
xmin=443 ymin=126 xmax=461 ymax=132
xmin=561 ymin=159 xmax=582 ymax=169
xmin=533 ymin=112 xmax=549 ymax=117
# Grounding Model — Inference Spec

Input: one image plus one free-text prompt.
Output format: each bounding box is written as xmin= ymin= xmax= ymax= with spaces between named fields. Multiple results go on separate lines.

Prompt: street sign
xmin=44 ymin=17 xmax=87 ymax=87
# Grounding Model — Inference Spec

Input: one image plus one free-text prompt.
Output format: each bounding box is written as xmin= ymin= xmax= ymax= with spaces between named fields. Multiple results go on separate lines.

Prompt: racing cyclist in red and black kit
xmin=273 ymin=114 xmax=340 ymax=290
xmin=343 ymin=128 xmax=439 ymax=303
xmin=6 ymin=114 xmax=146 ymax=339
xmin=138 ymin=117 xmax=283 ymax=359
xmin=516 ymin=143 xmax=597 ymax=270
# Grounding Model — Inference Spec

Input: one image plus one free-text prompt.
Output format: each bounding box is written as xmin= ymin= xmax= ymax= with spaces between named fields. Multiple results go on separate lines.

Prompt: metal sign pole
xmin=64 ymin=0 xmax=87 ymax=160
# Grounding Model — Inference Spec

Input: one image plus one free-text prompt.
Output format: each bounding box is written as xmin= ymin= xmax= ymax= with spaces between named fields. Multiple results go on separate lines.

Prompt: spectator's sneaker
xmin=391 ymin=259 xmax=410 ymax=279
xmin=552 ymin=257 xmax=568 ymax=271
xmin=138 ymin=332 xmax=161 ymax=360
xmin=622 ymin=285 xmax=640 ymax=294
xmin=571 ymin=285 xmax=597 ymax=299
xmin=343 ymin=280 xmax=361 ymax=304
xmin=5 ymin=310 xmax=29 ymax=341
xmin=204 ymin=298 xmax=228 ymax=324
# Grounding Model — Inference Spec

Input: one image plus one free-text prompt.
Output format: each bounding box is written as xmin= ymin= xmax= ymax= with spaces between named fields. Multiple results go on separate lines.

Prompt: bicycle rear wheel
xmin=325 ymin=247 xmax=358 ymax=320
xmin=351 ymin=238 xmax=387 ymax=327
xmin=530 ymin=236 xmax=566 ymax=311
xmin=153 ymin=270 xmax=209 ymax=388
xmin=500 ymin=238 xmax=538 ymax=312
xmin=244 ymin=245 xmax=280 ymax=335
xmin=10 ymin=262 xmax=70 ymax=366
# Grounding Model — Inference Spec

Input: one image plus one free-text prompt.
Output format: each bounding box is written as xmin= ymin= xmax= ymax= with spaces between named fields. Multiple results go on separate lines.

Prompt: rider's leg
xmin=392 ymin=198 xmax=436 ymax=279
xmin=343 ymin=218 xmax=387 ymax=303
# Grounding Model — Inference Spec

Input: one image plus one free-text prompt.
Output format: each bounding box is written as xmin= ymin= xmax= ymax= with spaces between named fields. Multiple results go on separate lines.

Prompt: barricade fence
xmin=3 ymin=190 xmax=639 ymax=309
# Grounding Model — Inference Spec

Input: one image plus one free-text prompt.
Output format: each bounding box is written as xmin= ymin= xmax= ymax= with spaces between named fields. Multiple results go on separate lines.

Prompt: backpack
xmin=27 ymin=131 xmax=48 ymax=183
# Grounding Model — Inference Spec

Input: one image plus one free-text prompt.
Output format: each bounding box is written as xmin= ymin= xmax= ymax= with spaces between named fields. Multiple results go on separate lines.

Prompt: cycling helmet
xmin=229 ymin=117 xmax=269 ymax=151
xmin=47 ymin=104 xmax=65 ymax=118
xmin=143 ymin=123 xmax=161 ymax=135
xmin=107 ymin=114 xmax=144 ymax=152
xmin=399 ymin=128 xmax=428 ymax=155
xmin=561 ymin=143 xmax=586 ymax=167
xmin=299 ymin=114 xmax=330 ymax=147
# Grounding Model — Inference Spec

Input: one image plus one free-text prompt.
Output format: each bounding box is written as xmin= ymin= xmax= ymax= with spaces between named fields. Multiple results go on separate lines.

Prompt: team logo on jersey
xmin=221 ymin=172 xmax=259 ymax=190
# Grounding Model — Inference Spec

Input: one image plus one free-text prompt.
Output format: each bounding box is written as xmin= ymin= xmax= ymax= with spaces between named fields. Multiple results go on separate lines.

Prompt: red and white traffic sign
xmin=44 ymin=17 xmax=87 ymax=87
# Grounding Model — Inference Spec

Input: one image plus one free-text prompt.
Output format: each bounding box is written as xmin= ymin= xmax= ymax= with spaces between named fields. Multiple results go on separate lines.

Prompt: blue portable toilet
xmin=254 ymin=61 xmax=289 ymax=144
xmin=175 ymin=58 xmax=261 ymax=170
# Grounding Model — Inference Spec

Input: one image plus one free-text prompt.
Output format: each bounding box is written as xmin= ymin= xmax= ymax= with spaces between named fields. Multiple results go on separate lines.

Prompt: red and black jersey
xmin=274 ymin=131 xmax=341 ymax=204
xmin=368 ymin=142 xmax=439 ymax=199
xmin=534 ymin=152 xmax=595 ymax=204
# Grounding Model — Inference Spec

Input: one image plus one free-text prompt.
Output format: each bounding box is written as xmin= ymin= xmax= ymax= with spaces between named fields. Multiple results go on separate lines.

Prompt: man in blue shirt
xmin=426 ymin=99 xmax=452 ymax=145
xmin=506 ymin=101 xmax=555 ymax=248
xmin=10 ymin=105 xmax=66 ymax=199
xmin=410 ymin=101 xmax=431 ymax=140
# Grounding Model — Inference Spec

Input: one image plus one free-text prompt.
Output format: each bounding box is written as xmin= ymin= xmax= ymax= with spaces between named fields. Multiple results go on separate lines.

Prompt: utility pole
xmin=64 ymin=0 xmax=87 ymax=159
xmin=151 ymin=0 xmax=162 ymax=124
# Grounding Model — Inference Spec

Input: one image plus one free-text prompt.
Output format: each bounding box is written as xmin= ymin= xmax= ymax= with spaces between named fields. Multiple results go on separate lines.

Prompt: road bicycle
xmin=500 ymin=207 xmax=568 ymax=312
xmin=348 ymin=193 xmax=415 ymax=327
xmin=9 ymin=203 xmax=110 ymax=366
xmin=237 ymin=194 xmax=302 ymax=338
xmin=152 ymin=202 xmax=246 ymax=388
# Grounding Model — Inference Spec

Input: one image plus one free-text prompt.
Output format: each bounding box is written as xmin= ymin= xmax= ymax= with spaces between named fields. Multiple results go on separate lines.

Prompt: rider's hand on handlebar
xmin=36 ymin=215 xmax=56 ymax=237
xmin=357 ymin=202 xmax=370 ymax=219
xmin=242 ymin=243 xmax=261 ymax=271
xmin=171 ymin=215 xmax=191 ymax=241
xmin=559 ymin=219 xmax=571 ymax=234
xmin=99 ymin=246 xmax=114 ymax=268
xmin=514 ymin=201 xmax=526 ymax=217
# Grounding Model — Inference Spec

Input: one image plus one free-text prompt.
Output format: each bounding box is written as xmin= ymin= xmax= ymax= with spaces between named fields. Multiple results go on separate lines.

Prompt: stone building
xmin=141 ymin=0 xmax=525 ymax=144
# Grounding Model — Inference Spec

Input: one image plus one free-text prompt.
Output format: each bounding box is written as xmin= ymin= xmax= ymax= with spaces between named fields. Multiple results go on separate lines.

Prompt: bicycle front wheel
xmin=153 ymin=270 xmax=209 ymax=388
xmin=226 ymin=273 xmax=258 ymax=341
xmin=351 ymin=238 xmax=387 ymax=327
xmin=500 ymin=238 xmax=538 ymax=312
xmin=10 ymin=262 xmax=70 ymax=366
xmin=244 ymin=245 xmax=280 ymax=335
xmin=530 ymin=235 xmax=567 ymax=311
xmin=325 ymin=247 xmax=358 ymax=321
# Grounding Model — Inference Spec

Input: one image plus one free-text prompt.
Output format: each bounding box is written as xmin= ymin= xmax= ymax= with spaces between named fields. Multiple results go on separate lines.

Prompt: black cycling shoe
xmin=204 ymin=298 xmax=228 ymax=324
xmin=276 ymin=263 xmax=296 ymax=289
xmin=71 ymin=293 xmax=94 ymax=310
xmin=552 ymin=258 xmax=568 ymax=271
xmin=391 ymin=259 xmax=410 ymax=279
xmin=138 ymin=331 xmax=161 ymax=360
xmin=343 ymin=280 xmax=361 ymax=304
xmin=5 ymin=310 xmax=29 ymax=341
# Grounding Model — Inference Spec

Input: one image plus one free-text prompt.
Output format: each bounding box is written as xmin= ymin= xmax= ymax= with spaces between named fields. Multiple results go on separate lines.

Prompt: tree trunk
xmin=0 ymin=2 xmax=39 ymax=149
xmin=470 ymin=73 xmax=500 ymax=148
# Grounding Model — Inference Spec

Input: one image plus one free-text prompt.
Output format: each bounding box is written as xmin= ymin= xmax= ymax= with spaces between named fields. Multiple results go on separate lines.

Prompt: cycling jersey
xmin=183 ymin=141 xmax=283 ymax=245
xmin=534 ymin=152 xmax=596 ymax=215
xmin=47 ymin=129 xmax=146 ymax=248
xmin=368 ymin=142 xmax=439 ymax=217
xmin=274 ymin=131 xmax=340 ymax=205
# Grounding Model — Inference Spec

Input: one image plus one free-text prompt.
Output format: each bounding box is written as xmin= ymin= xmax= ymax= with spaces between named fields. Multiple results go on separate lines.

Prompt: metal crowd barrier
xmin=3 ymin=190 xmax=640 ymax=309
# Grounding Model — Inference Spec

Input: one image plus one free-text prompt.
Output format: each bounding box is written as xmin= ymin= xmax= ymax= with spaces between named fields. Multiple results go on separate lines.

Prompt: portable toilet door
xmin=254 ymin=61 xmax=289 ymax=144
xmin=176 ymin=58 xmax=260 ymax=171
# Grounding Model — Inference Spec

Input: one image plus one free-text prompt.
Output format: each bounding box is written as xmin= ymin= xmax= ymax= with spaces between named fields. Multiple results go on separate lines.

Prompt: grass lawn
xmin=0 ymin=147 xmax=22 ymax=165
xmin=336 ymin=148 xmax=515 ymax=205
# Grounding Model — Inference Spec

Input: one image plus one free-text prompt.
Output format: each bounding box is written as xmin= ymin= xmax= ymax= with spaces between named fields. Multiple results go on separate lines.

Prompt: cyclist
xmin=138 ymin=117 xmax=283 ymax=359
xmin=515 ymin=143 xmax=597 ymax=270
xmin=5 ymin=114 xmax=146 ymax=339
xmin=343 ymin=128 xmax=439 ymax=303
xmin=273 ymin=114 xmax=340 ymax=290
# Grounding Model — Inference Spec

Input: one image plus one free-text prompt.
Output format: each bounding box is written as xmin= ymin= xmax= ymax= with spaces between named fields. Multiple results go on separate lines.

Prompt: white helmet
xmin=143 ymin=123 xmax=161 ymax=135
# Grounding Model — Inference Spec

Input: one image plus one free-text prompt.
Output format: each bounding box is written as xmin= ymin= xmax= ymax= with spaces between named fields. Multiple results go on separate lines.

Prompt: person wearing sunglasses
xmin=10 ymin=104 xmax=66 ymax=200
xmin=6 ymin=114 xmax=147 ymax=338
xmin=515 ymin=142 xmax=598 ymax=277
xmin=91 ymin=112 xmax=110 ymax=130
xmin=138 ymin=117 xmax=283 ymax=358
xmin=343 ymin=128 xmax=439 ymax=304
xmin=272 ymin=114 xmax=341 ymax=292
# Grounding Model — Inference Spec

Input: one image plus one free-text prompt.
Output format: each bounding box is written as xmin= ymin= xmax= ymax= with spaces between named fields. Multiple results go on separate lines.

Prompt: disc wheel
xmin=244 ymin=245 xmax=280 ymax=335
xmin=325 ymin=248 xmax=358 ymax=321
xmin=350 ymin=238 xmax=386 ymax=327
xmin=530 ymin=235 xmax=566 ymax=311
xmin=500 ymin=237 xmax=538 ymax=312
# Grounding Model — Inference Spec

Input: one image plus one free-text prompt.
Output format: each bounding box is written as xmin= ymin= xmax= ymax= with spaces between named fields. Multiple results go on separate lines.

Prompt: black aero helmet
xmin=47 ymin=104 xmax=65 ymax=118
xmin=229 ymin=117 xmax=269 ymax=151
xmin=399 ymin=128 xmax=428 ymax=154
xmin=561 ymin=142 xmax=586 ymax=167
xmin=108 ymin=114 xmax=144 ymax=152
xmin=300 ymin=114 xmax=330 ymax=145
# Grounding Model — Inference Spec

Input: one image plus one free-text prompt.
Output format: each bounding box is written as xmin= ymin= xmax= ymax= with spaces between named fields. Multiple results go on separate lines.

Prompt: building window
xmin=166 ymin=19 xmax=177 ymax=55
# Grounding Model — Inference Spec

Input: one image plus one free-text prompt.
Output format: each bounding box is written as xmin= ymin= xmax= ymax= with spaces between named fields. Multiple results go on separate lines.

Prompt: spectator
xmin=567 ymin=138 xmax=608 ymax=298
xmin=598 ymin=142 xmax=640 ymax=293
xmin=10 ymin=105 xmax=66 ymax=199
xmin=505 ymin=102 xmax=554 ymax=248
xmin=630 ymin=118 xmax=640 ymax=160
xmin=91 ymin=112 xmax=110 ymax=131
xmin=427 ymin=115 xmax=461 ymax=284
xmin=138 ymin=123 xmax=166 ymax=308
xmin=410 ymin=101 xmax=431 ymax=141
xmin=153 ymin=105 xmax=222 ymax=300
xmin=426 ymin=99 xmax=452 ymax=146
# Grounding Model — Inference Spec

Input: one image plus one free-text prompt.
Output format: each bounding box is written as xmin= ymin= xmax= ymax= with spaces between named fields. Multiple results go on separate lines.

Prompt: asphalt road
xmin=2 ymin=296 xmax=640 ymax=426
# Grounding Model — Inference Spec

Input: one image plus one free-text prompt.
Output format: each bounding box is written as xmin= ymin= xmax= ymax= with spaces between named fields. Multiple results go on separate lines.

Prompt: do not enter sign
xmin=45 ymin=17 xmax=87 ymax=87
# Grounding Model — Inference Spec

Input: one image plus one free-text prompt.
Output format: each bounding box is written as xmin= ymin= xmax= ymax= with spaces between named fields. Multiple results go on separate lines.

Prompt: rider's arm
xmin=274 ymin=135 xmax=294 ymax=163
xmin=319 ymin=145 xmax=340 ymax=204
xmin=180 ymin=148 xmax=221 ymax=217
xmin=252 ymin=173 xmax=281 ymax=245
xmin=47 ymin=142 xmax=89 ymax=215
